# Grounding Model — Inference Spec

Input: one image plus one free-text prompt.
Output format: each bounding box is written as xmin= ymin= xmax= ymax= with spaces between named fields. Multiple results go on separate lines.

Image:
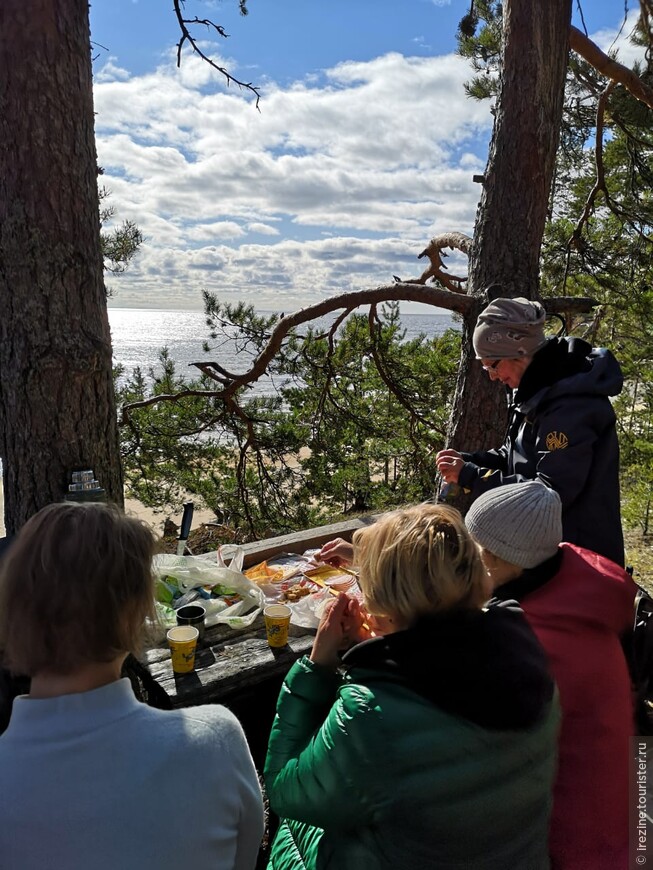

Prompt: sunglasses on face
xmin=481 ymin=359 xmax=501 ymax=372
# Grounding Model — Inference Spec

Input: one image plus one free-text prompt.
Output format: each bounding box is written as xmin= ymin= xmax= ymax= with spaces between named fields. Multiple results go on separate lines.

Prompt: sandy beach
xmin=0 ymin=480 xmax=215 ymax=539
xmin=124 ymin=497 xmax=216 ymax=533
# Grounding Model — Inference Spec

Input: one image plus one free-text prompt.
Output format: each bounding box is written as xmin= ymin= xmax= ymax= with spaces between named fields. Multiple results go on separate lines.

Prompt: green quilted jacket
xmin=264 ymin=604 xmax=560 ymax=870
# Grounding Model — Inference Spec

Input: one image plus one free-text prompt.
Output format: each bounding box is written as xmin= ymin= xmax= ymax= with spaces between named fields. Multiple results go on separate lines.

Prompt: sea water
xmin=109 ymin=307 xmax=458 ymax=396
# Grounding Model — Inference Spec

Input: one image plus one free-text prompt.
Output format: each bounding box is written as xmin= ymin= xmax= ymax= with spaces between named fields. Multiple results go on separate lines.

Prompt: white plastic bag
xmin=152 ymin=546 xmax=265 ymax=630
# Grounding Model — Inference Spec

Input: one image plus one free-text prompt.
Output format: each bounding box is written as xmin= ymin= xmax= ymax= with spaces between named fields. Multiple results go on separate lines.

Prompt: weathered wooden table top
xmin=142 ymin=614 xmax=315 ymax=708
xmin=142 ymin=515 xmax=379 ymax=709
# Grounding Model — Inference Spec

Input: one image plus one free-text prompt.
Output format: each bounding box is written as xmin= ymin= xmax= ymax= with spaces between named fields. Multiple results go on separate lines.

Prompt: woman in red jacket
xmin=465 ymin=480 xmax=636 ymax=870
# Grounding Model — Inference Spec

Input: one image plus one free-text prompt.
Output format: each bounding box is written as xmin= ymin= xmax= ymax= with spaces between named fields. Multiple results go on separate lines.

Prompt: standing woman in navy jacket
xmin=436 ymin=296 xmax=625 ymax=566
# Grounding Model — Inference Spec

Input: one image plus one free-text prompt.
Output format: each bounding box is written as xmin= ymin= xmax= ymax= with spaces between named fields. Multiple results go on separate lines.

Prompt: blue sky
xmin=90 ymin=1 xmax=642 ymax=310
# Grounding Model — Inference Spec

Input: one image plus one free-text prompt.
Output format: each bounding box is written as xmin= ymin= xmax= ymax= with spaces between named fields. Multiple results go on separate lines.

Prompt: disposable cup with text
xmin=264 ymin=604 xmax=291 ymax=648
xmin=167 ymin=625 xmax=199 ymax=674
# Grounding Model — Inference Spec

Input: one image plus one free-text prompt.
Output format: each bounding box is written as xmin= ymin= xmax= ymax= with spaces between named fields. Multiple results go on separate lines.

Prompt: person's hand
xmin=435 ymin=449 xmax=464 ymax=484
xmin=317 ymin=537 xmax=354 ymax=568
xmin=310 ymin=594 xmax=372 ymax=669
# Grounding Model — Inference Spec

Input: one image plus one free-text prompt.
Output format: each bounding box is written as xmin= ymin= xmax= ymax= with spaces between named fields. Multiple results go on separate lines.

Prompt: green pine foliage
xmin=99 ymin=186 xmax=143 ymax=292
xmin=118 ymin=301 xmax=460 ymax=540
xmin=456 ymin=1 xmax=502 ymax=101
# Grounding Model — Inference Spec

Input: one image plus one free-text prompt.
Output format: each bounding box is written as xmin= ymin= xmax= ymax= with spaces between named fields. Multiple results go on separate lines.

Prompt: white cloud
xmin=590 ymin=9 xmax=647 ymax=69
xmin=94 ymin=57 xmax=131 ymax=83
xmin=96 ymin=48 xmax=491 ymax=309
xmin=186 ymin=221 xmax=246 ymax=241
xmin=247 ymin=222 xmax=280 ymax=235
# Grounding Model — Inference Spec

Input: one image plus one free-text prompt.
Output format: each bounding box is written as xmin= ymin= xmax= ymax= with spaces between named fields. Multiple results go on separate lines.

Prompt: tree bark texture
xmin=447 ymin=0 xmax=573 ymax=455
xmin=0 ymin=0 xmax=123 ymax=533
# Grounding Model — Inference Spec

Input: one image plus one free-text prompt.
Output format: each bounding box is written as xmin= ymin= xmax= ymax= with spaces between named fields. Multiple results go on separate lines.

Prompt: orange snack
xmin=244 ymin=561 xmax=285 ymax=584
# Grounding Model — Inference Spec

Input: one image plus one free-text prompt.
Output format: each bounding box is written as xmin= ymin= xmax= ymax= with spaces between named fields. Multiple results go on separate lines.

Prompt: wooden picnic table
xmin=142 ymin=614 xmax=315 ymax=709
xmin=140 ymin=513 xmax=377 ymax=767
xmin=142 ymin=512 xmax=377 ymax=706
xmin=143 ymin=614 xmax=316 ymax=774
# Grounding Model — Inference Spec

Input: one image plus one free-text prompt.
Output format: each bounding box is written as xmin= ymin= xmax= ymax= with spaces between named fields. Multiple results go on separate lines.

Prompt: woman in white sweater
xmin=0 ymin=501 xmax=264 ymax=870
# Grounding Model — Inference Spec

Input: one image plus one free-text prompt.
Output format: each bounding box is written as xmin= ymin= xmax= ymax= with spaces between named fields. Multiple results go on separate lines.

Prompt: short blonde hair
xmin=353 ymin=504 xmax=487 ymax=625
xmin=0 ymin=502 xmax=157 ymax=676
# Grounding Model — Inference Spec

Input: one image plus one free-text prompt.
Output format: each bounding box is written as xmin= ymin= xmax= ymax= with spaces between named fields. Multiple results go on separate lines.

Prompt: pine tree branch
xmin=186 ymin=284 xmax=474 ymax=389
xmin=120 ymin=285 xmax=597 ymax=422
xmin=570 ymin=25 xmax=653 ymax=110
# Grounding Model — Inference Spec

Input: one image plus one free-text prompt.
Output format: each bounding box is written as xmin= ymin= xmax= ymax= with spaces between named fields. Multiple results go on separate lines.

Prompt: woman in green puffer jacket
xmin=264 ymin=504 xmax=560 ymax=870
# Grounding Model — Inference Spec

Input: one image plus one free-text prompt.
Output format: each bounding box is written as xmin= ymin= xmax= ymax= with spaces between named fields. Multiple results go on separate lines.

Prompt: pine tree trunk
xmin=447 ymin=0 xmax=573 ymax=454
xmin=0 ymin=0 xmax=123 ymax=534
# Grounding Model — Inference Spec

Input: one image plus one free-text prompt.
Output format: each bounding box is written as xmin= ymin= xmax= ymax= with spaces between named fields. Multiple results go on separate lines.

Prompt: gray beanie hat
xmin=465 ymin=481 xmax=562 ymax=569
xmin=473 ymin=297 xmax=547 ymax=360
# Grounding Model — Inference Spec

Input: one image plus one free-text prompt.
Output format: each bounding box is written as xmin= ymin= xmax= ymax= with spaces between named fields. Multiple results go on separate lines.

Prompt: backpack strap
xmin=625 ymin=585 xmax=653 ymax=735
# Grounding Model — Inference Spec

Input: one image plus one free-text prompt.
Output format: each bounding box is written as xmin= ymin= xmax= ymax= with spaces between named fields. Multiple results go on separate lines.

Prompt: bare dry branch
xmin=121 ymin=285 xmax=596 ymax=422
xmin=400 ymin=232 xmax=472 ymax=290
xmin=173 ymin=0 xmax=261 ymax=108
xmin=569 ymin=81 xmax=615 ymax=245
xmin=543 ymin=296 xmax=599 ymax=313
xmin=121 ymin=387 xmax=225 ymax=423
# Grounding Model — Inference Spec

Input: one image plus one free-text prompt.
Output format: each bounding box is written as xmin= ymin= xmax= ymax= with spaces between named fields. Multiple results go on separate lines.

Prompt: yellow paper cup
xmin=167 ymin=625 xmax=199 ymax=674
xmin=264 ymin=604 xmax=291 ymax=648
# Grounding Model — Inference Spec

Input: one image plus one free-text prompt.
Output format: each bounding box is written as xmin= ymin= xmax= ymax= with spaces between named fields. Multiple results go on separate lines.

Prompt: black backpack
xmin=623 ymin=584 xmax=653 ymax=736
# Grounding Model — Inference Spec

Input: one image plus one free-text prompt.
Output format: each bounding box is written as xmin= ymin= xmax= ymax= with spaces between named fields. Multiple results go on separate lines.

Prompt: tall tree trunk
xmin=447 ymin=0 xmax=573 ymax=454
xmin=0 ymin=0 xmax=123 ymax=534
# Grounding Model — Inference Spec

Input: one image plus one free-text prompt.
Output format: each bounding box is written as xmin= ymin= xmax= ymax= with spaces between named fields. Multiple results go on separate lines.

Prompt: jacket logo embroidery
xmin=545 ymin=431 xmax=569 ymax=451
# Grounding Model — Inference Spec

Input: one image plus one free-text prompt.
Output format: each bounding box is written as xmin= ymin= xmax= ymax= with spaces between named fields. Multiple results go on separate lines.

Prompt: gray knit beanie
xmin=465 ymin=481 xmax=562 ymax=569
xmin=473 ymin=297 xmax=547 ymax=360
